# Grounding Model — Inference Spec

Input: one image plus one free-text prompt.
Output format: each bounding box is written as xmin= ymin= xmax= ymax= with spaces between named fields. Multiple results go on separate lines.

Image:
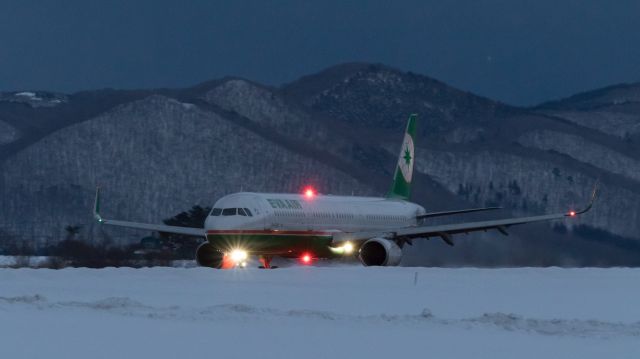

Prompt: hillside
xmin=1 ymin=63 xmax=639 ymax=265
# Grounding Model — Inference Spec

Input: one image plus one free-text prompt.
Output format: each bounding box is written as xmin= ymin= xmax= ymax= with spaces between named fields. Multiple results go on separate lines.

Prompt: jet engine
xmin=358 ymin=238 xmax=402 ymax=266
xmin=195 ymin=242 xmax=224 ymax=268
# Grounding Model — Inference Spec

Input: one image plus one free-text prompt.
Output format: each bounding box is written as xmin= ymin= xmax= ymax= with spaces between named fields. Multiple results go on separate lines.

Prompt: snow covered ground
xmin=0 ymin=256 xmax=52 ymax=267
xmin=1 ymin=266 xmax=639 ymax=358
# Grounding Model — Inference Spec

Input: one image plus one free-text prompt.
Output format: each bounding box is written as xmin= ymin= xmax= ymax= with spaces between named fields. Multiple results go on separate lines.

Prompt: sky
xmin=0 ymin=0 xmax=639 ymax=105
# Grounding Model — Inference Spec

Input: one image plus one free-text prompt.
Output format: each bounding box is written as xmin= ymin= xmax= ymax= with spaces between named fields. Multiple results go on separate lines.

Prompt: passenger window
xmin=245 ymin=208 xmax=253 ymax=216
xmin=238 ymin=208 xmax=247 ymax=216
xmin=211 ymin=208 xmax=222 ymax=216
xmin=222 ymin=208 xmax=236 ymax=216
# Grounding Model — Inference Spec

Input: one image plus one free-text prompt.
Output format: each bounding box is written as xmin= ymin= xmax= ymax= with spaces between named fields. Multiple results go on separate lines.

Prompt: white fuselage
xmin=204 ymin=192 xmax=426 ymax=233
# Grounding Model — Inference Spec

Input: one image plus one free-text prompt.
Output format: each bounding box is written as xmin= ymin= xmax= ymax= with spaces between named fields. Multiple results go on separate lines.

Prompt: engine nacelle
xmin=195 ymin=242 xmax=224 ymax=268
xmin=358 ymin=238 xmax=402 ymax=266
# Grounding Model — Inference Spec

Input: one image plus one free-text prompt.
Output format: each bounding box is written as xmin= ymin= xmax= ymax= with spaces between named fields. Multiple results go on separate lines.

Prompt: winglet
xmin=567 ymin=180 xmax=599 ymax=217
xmin=93 ymin=186 xmax=103 ymax=223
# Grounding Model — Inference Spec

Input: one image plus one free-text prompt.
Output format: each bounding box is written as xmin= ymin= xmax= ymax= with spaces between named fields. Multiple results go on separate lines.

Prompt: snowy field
xmin=1 ymin=266 xmax=639 ymax=358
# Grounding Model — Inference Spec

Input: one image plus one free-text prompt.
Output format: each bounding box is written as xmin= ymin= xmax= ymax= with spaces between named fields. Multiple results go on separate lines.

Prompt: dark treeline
xmin=0 ymin=207 xmax=207 ymax=268
xmin=0 ymin=238 xmax=180 ymax=268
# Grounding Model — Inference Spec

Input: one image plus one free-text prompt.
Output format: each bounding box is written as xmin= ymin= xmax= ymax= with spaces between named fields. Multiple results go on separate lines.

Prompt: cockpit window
xmin=222 ymin=208 xmax=237 ymax=216
xmin=214 ymin=208 xmax=254 ymax=217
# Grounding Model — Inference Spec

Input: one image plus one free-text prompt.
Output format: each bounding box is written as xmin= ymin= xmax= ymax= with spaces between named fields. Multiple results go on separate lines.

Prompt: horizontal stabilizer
xmin=417 ymin=206 xmax=502 ymax=220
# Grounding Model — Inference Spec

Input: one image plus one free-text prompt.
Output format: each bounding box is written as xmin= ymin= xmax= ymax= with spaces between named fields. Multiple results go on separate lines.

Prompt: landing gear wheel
xmin=259 ymin=256 xmax=276 ymax=269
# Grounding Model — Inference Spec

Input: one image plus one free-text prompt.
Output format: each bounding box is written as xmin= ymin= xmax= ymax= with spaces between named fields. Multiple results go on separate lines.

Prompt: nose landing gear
xmin=258 ymin=256 xmax=278 ymax=269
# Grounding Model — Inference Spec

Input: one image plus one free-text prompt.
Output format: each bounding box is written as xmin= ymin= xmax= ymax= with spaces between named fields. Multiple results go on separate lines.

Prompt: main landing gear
xmin=258 ymin=256 xmax=278 ymax=269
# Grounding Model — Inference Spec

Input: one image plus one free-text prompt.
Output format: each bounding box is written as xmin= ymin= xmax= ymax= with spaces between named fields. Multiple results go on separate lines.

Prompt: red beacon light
xmin=569 ymin=210 xmax=576 ymax=217
xmin=301 ymin=253 xmax=312 ymax=264
xmin=303 ymin=187 xmax=316 ymax=198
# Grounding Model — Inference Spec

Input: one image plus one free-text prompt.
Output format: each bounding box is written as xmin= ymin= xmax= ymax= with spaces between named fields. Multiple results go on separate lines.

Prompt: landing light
xmin=230 ymin=249 xmax=248 ymax=263
xmin=329 ymin=242 xmax=356 ymax=255
xmin=343 ymin=242 xmax=354 ymax=254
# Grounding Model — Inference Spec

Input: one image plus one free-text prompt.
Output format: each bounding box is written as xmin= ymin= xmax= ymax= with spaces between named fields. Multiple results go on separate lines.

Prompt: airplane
xmin=92 ymin=114 xmax=598 ymax=269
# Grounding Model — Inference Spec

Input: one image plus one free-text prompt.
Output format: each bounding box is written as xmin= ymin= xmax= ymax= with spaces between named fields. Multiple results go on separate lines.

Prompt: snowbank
xmin=0 ymin=267 xmax=638 ymax=358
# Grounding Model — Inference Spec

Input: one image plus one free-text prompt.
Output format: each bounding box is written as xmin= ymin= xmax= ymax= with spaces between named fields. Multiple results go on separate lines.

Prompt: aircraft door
xmin=251 ymin=196 xmax=271 ymax=230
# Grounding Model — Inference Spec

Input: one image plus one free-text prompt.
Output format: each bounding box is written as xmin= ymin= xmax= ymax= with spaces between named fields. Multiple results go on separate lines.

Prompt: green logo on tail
xmin=388 ymin=114 xmax=417 ymax=200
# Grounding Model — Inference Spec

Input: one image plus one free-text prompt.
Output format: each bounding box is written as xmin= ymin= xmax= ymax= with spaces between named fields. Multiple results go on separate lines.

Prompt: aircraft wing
xmin=333 ymin=184 xmax=598 ymax=246
xmin=93 ymin=188 xmax=206 ymax=237
xmin=96 ymin=218 xmax=205 ymax=237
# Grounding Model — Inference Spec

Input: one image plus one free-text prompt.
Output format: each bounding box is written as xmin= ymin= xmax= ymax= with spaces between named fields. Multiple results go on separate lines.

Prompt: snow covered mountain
xmin=1 ymin=63 xmax=639 ymax=265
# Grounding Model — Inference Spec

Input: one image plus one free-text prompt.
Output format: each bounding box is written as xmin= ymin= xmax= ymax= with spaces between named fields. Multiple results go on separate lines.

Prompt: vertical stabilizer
xmin=388 ymin=114 xmax=417 ymax=200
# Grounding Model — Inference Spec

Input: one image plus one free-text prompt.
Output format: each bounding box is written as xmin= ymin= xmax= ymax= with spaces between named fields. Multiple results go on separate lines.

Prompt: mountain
xmin=0 ymin=120 xmax=18 ymax=145
xmin=536 ymin=83 xmax=640 ymax=142
xmin=1 ymin=63 xmax=639 ymax=266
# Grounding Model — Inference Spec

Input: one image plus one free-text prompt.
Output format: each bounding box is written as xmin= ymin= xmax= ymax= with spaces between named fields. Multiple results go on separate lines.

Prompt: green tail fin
xmin=388 ymin=114 xmax=417 ymax=200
